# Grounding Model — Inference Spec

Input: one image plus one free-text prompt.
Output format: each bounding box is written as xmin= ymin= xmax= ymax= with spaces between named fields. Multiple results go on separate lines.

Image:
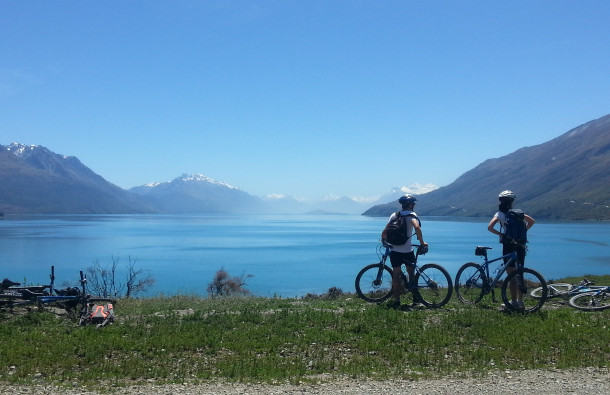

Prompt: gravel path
xmin=2 ymin=368 xmax=608 ymax=394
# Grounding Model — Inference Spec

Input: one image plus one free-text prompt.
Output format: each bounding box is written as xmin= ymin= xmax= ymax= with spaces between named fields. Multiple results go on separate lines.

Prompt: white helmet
xmin=498 ymin=190 xmax=515 ymax=201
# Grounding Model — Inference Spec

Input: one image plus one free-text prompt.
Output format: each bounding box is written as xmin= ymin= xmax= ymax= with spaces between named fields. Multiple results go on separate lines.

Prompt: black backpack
xmin=385 ymin=211 xmax=420 ymax=245
xmin=503 ymin=209 xmax=528 ymax=244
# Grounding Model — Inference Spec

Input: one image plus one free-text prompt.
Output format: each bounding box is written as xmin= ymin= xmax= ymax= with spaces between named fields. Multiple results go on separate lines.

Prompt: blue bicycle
xmin=355 ymin=242 xmax=453 ymax=308
xmin=454 ymin=245 xmax=548 ymax=313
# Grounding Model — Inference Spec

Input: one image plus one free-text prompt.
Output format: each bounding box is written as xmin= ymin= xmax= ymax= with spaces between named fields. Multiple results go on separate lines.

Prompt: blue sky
xmin=2 ymin=1 xmax=610 ymax=201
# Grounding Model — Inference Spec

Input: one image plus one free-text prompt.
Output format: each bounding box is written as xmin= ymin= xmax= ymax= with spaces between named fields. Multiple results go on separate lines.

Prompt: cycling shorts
xmin=502 ymin=243 xmax=526 ymax=268
xmin=389 ymin=251 xmax=416 ymax=269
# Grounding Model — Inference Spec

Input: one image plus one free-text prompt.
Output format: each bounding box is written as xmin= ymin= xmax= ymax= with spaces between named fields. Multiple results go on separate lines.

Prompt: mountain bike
xmin=454 ymin=245 xmax=548 ymax=313
xmin=530 ymin=278 xmax=606 ymax=300
xmin=568 ymin=286 xmax=610 ymax=311
xmin=0 ymin=267 xmax=116 ymax=325
xmin=0 ymin=266 xmax=57 ymax=306
xmin=355 ymin=242 xmax=453 ymax=308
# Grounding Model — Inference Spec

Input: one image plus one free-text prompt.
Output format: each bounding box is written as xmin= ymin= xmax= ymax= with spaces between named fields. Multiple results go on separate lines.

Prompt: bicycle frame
xmin=374 ymin=243 xmax=434 ymax=292
xmin=478 ymin=251 xmax=519 ymax=291
xmin=549 ymin=280 xmax=605 ymax=296
xmin=376 ymin=244 xmax=413 ymax=280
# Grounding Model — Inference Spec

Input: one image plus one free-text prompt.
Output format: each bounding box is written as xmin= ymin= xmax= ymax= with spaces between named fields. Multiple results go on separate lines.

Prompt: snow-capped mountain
xmin=0 ymin=143 xmax=437 ymax=215
xmin=7 ymin=112 xmax=608 ymax=219
xmin=0 ymin=143 xmax=151 ymax=214
xmin=130 ymin=173 xmax=264 ymax=214
xmin=130 ymin=174 xmax=438 ymax=215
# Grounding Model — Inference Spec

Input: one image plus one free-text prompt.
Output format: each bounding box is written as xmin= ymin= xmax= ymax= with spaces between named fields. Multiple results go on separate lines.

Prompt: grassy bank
xmin=0 ymin=275 xmax=608 ymax=388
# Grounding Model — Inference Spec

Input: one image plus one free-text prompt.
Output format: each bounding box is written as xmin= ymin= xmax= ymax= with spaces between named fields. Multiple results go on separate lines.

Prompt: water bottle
xmin=492 ymin=260 xmax=506 ymax=279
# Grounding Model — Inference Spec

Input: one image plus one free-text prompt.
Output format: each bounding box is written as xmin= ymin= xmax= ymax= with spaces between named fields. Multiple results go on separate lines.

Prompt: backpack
xmin=385 ymin=211 xmax=420 ymax=245
xmin=88 ymin=303 xmax=115 ymax=328
xmin=503 ymin=209 xmax=528 ymax=244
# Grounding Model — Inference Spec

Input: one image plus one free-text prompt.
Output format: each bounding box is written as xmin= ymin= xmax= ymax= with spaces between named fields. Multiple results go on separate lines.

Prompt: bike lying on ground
xmin=355 ymin=241 xmax=453 ymax=308
xmin=454 ymin=245 xmax=548 ymax=313
xmin=530 ymin=278 xmax=605 ymax=300
xmin=567 ymin=286 xmax=610 ymax=311
xmin=0 ymin=266 xmax=57 ymax=307
xmin=0 ymin=266 xmax=116 ymax=327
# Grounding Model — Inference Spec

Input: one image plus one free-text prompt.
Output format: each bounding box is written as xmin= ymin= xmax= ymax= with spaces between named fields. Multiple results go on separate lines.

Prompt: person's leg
xmin=503 ymin=244 xmax=519 ymax=307
xmin=507 ymin=266 xmax=518 ymax=301
xmin=515 ymin=245 xmax=527 ymax=307
xmin=392 ymin=266 xmax=402 ymax=301
xmin=403 ymin=252 xmax=418 ymax=303
xmin=389 ymin=251 xmax=403 ymax=304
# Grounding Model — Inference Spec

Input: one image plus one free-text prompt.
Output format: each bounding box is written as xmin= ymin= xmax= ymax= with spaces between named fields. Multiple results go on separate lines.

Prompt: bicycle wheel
xmin=568 ymin=291 xmax=610 ymax=311
xmin=501 ymin=268 xmax=547 ymax=313
xmin=454 ymin=262 xmax=487 ymax=304
xmin=531 ymin=283 xmax=572 ymax=299
xmin=413 ymin=263 xmax=453 ymax=307
xmin=355 ymin=263 xmax=393 ymax=303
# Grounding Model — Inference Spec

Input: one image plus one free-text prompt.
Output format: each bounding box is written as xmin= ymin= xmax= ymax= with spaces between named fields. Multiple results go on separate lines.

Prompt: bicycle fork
xmin=373 ymin=265 xmax=386 ymax=287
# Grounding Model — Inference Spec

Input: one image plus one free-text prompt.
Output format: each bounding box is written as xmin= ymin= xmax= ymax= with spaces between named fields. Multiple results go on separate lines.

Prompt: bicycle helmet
xmin=398 ymin=194 xmax=417 ymax=204
xmin=498 ymin=190 xmax=515 ymax=201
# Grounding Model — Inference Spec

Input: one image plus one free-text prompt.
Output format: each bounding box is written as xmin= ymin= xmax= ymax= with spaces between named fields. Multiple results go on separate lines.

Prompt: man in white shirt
xmin=381 ymin=194 xmax=428 ymax=307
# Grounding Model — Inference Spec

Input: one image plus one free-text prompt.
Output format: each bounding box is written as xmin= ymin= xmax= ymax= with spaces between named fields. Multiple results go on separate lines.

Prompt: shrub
xmin=207 ymin=268 xmax=253 ymax=298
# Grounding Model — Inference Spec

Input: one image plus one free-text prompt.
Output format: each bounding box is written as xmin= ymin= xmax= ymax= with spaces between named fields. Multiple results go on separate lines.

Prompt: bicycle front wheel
xmin=413 ymin=263 xmax=453 ymax=308
xmin=532 ymin=283 xmax=572 ymax=300
xmin=454 ymin=262 xmax=486 ymax=304
xmin=501 ymin=268 xmax=547 ymax=313
xmin=355 ymin=263 xmax=393 ymax=303
xmin=568 ymin=291 xmax=610 ymax=311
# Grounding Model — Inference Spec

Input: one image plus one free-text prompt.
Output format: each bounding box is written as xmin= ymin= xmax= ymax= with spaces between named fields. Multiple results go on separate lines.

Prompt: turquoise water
xmin=1 ymin=214 xmax=608 ymax=297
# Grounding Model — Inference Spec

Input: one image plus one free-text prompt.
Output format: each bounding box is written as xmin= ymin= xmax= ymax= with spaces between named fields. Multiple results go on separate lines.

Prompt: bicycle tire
xmin=355 ymin=263 xmax=393 ymax=303
xmin=531 ymin=283 xmax=572 ymax=300
xmin=501 ymin=268 xmax=547 ymax=313
xmin=414 ymin=263 xmax=453 ymax=308
xmin=454 ymin=262 xmax=487 ymax=304
xmin=568 ymin=291 xmax=610 ymax=311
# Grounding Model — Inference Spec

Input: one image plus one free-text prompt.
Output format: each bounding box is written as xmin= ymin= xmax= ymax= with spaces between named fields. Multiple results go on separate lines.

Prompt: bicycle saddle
xmin=475 ymin=246 xmax=492 ymax=256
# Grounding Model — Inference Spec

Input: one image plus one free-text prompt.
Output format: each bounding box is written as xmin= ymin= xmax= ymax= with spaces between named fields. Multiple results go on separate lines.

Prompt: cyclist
xmin=381 ymin=194 xmax=428 ymax=307
xmin=487 ymin=190 xmax=535 ymax=309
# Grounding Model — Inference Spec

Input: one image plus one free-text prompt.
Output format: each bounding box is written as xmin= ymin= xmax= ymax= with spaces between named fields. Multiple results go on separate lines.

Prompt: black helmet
xmin=399 ymin=194 xmax=417 ymax=204
xmin=498 ymin=190 xmax=515 ymax=201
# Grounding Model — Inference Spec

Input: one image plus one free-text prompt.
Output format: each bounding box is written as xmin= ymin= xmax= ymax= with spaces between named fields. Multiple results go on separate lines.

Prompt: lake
xmin=0 ymin=214 xmax=608 ymax=297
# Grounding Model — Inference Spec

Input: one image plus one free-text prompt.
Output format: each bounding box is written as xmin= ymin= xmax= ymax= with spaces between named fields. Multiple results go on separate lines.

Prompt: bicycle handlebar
xmin=380 ymin=239 xmax=428 ymax=255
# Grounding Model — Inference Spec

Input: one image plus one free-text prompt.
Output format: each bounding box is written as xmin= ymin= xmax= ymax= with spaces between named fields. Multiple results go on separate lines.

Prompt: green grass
xmin=0 ymin=276 xmax=608 ymax=389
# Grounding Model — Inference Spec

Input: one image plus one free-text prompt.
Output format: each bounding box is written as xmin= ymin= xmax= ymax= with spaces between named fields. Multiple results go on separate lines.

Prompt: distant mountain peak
xmin=139 ymin=173 xmax=241 ymax=191
xmin=174 ymin=173 xmax=240 ymax=190
xmin=5 ymin=142 xmax=40 ymax=156
xmin=397 ymin=183 xmax=439 ymax=195
xmin=0 ymin=142 xmax=150 ymax=214
xmin=4 ymin=142 xmax=71 ymax=160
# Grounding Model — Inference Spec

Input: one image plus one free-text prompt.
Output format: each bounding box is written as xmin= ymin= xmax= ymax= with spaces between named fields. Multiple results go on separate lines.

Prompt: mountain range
xmin=1 ymin=113 xmax=609 ymax=219
xmin=0 ymin=144 xmax=150 ymax=214
xmin=364 ymin=113 xmax=610 ymax=220
xmin=0 ymin=143 xmax=428 ymax=215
